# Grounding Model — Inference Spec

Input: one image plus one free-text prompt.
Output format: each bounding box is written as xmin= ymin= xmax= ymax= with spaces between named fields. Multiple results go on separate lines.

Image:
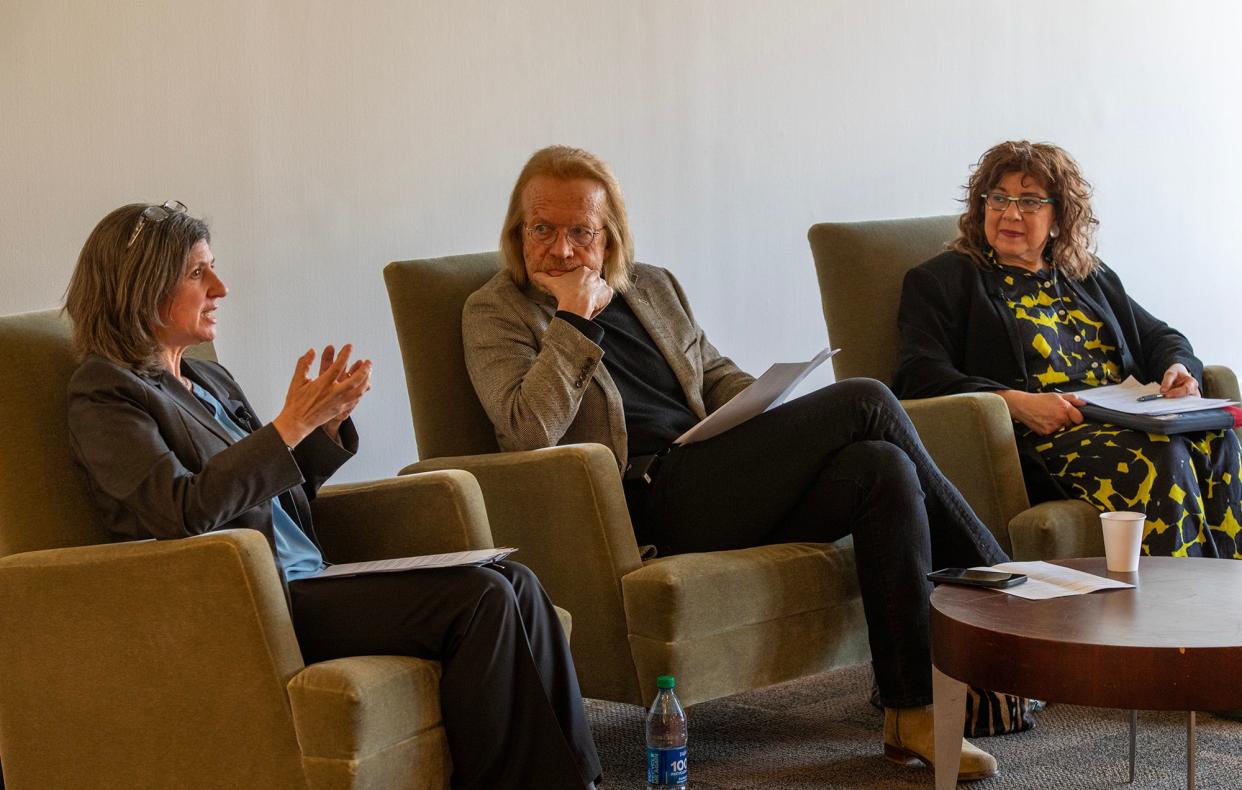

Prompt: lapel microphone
xmin=231 ymin=405 xmax=255 ymax=431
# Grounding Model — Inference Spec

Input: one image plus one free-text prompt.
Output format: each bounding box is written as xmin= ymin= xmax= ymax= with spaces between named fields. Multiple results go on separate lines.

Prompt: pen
xmin=1136 ymin=393 xmax=1165 ymax=402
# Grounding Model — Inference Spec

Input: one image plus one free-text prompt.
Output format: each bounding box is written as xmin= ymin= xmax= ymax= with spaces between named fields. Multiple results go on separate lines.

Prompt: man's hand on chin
xmin=532 ymin=266 xmax=613 ymax=320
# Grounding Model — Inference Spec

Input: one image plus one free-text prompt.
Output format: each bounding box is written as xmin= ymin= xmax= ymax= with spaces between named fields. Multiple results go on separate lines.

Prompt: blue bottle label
xmin=647 ymin=745 xmax=688 ymax=785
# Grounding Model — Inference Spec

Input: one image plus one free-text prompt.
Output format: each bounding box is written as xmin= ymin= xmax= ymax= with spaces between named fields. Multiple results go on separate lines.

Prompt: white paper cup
xmin=1100 ymin=511 xmax=1145 ymax=572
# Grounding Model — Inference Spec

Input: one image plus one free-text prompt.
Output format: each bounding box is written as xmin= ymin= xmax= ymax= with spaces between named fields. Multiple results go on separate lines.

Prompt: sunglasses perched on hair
xmin=126 ymin=200 xmax=188 ymax=249
xmin=982 ymin=192 xmax=1055 ymax=214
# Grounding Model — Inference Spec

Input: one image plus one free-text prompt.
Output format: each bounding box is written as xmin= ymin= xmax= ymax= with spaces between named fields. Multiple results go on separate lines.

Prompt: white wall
xmin=4 ymin=0 xmax=1240 ymax=482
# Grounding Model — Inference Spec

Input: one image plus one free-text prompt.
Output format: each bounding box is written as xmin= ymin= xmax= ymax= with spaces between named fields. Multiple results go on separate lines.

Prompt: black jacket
xmin=67 ymin=354 xmax=357 ymax=554
xmin=893 ymin=251 xmax=1201 ymax=504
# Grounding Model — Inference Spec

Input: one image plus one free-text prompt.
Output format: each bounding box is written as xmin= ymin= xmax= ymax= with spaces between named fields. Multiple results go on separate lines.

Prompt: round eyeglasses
xmin=524 ymin=223 xmax=604 ymax=248
xmin=126 ymin=200 xmax=188 ymax=249
xmin=982 ymin=192 xmax=1055 ymax=214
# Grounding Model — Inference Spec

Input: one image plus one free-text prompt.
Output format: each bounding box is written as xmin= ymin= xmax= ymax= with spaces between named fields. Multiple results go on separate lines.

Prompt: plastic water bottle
xmin=646 ymin=675 xmax=688 ymax=789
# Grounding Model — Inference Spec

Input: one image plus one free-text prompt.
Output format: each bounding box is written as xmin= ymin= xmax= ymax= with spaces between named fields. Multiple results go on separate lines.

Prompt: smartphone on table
xmin=926 ymin=568 xmax=1027 ymax=589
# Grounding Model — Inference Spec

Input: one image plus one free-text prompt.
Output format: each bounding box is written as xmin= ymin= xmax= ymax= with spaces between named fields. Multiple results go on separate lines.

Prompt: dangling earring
xmin=983 ymin=236 xmax=996 ymax=262
xmin=1043 ymin=224 xmax=1063 ymax=265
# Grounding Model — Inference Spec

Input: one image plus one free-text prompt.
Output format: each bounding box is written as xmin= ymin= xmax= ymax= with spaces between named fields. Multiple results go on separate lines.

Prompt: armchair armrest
xmin=313 ymin=470 xmax=492 ymax=563
xmin=0 ymin=530 xmax=308 ymax=788
xmin=900 ymin=392 xmax=1029 ymax=555
xmin=1205 ymin=364 xmax=1240 ymax=402
xmin=1204 ymin=365 xmax=1241 ymax=441
xmin=401 ymin=443 xmax=644 ymax=703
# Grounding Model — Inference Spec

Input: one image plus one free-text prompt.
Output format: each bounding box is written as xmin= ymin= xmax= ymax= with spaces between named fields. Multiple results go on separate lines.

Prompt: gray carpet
xmin=586 ymin=663 xmax=1242 ymax=788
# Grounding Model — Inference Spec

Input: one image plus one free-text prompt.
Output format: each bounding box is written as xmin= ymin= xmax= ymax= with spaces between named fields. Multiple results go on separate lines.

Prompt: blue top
xmin=191 ymin=382 xmax=326 ymax=581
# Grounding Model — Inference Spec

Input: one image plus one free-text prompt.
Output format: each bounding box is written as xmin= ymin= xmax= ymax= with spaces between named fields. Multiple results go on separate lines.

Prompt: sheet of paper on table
xmin=1073 ymin=376 xmax=1237 ymax=416
xmin=971 ymin=560 xmax=1134 ymax=600
xmin=306 ymin=548 xmax=517 ymax=581
xmin=675 ymin=347 xmax=840 ymax=445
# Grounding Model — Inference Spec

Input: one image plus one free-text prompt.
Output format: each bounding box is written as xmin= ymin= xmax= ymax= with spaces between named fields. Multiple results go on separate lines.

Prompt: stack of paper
xmin=1074 ymin=376 xmax=1236 ymax=416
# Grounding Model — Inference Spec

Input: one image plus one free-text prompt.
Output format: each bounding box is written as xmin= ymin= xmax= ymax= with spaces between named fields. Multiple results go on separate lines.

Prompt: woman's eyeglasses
xmin=982 ymin=192 xmax=1055 ymax=214
xmin=126 ymin=200 xmax=188 ymax=249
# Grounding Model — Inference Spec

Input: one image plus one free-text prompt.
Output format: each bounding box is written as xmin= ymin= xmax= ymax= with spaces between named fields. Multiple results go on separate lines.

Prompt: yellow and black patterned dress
xmin=992 ymin=263 xmax=1242 ymax=559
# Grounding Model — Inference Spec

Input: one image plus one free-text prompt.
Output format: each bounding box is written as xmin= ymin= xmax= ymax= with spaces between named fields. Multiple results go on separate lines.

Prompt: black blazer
xmin=893 ymin=251 xmax=1202 ymax=504
xmin=67 ymin=354 xmax=356 ymax=554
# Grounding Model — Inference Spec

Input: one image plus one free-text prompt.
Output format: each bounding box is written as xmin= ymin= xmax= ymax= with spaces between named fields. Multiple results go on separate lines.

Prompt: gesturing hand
xmin=317 ymin=344 xmax=372 ymax=443
xmin=272 ymin=344 xmax=372 ymax=448
xmin=1159 ymin=363 xmax=1200 ymax=399
xmin=999 ymin=389 xmax=1086 ymax=436
xmin=532 ymin=265 xmax=614 ymax=320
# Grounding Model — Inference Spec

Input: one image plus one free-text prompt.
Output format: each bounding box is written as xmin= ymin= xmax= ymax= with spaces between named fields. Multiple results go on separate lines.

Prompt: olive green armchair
xmin=384 ymin=252 xmax=871 ymax=708
xmin=807 ymin=216 xmax=1242 ymax=560
xmin=0 ymin=309 xmax=532 ymax=790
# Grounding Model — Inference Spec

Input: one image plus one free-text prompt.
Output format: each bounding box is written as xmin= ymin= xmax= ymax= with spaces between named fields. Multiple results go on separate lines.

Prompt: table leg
xmin=1128 ymin=709 xmax=1137 ymax=783
xmin=932 ymin=663 xmax=966 ymax=790
xmin=1187 ymin=711 xmax=1196 ymax=790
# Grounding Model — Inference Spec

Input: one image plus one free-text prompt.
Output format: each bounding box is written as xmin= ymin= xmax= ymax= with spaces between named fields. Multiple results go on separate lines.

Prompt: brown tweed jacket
xmin=462 ymin=263 xmax=755 ymax=468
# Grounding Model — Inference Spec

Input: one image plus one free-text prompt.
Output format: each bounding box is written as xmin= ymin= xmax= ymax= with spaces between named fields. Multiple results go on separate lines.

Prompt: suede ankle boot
xmin=883 ymin=705 xmax=998 ymax=781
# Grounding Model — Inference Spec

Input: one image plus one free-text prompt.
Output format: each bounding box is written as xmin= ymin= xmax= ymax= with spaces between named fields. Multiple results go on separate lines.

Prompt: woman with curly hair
xmin=894 ymin=140 xmax=1242 ymax=559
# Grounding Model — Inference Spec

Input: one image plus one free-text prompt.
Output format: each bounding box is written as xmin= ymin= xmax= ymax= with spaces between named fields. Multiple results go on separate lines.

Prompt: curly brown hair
xmin=949 ymin=140 xmax=1100 ymax=280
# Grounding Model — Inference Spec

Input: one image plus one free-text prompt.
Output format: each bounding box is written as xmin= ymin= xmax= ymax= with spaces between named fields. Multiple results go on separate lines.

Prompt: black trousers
xmin=288 ymin=561 xmax=601 ymax=790
xmin=627 ymin=378 xmax=1009 ymax=707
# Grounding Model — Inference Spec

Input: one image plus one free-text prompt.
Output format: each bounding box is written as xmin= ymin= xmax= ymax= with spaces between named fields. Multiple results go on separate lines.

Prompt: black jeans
xmin=289 ymin=561 xmax=600 ymax=790
xmin=627 ymin=378 xmax=1009 ymax=707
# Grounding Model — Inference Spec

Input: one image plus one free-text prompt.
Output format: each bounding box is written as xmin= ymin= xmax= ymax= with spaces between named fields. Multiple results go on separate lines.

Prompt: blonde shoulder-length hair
xmin=63 ymin=203 xmax=211 ymax=374
xmin=950 ymin=140 xmax=1100 ymax=280
xmin=499 ymin=145 xmax=635 ymax=293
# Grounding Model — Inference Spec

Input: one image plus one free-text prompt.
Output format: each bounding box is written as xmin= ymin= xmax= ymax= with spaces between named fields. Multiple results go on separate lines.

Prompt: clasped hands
xmin=1002 ymin=363 xmax=1200 ymax=436
xmin=531 ymin=263 xmax=613 ymax=320
xmin=273 ymin=344 xmax=372 ymax=448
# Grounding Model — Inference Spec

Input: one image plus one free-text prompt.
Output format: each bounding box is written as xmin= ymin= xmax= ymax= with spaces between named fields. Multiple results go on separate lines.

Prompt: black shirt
xmin=557 ymin=296 xmax=698 ymax=456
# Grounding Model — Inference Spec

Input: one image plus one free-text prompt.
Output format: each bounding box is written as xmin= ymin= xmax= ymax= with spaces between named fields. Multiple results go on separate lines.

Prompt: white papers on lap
xmin=971 ymin=561 xmax=1134 ymax=600
xmin=674 ymin=348 xmax=840 ymax=445
xmin=306 ymin=548 xmax=518 ymax=580
xmin=1074 ymin=376 xmax=1236 ymax=416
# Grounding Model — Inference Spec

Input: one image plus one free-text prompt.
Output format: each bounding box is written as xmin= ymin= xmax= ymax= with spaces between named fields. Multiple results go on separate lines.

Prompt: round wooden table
xmin=929 ymin=557 xmax=1242 ymax=789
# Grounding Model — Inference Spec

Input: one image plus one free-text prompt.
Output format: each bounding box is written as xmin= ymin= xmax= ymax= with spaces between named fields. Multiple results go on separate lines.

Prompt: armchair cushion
xmin=623 ymin=541 xmax=856 ymax=641
xmin=312 ymin=471 xmax=493 ymax=563
xmin=623 ymin=541 xmax=869 ymax=705
xmin=900 ymin=392 xmax=1029 ymax=555
xmin=1008 ymin=499 xmax=1106 ymax=560
xmin=287 ymin=597 xmax=567 ymax=790
xmin=383 ymin=253 xmax=501 ymax=459
xmin=404 ymin=444 xmax=644 ymax=704
xmin=1205 ymin=364 xmax=1242 ymax=441
xmin=1205 ymin=364 xmax=1241 ymax=401
xmin=289 ymin=655 xmax=449 ymax=790
xmin=0 ymin=309 xmax=215 ymax=556
xmin=0 ymin=530 xmax=307 ymax=789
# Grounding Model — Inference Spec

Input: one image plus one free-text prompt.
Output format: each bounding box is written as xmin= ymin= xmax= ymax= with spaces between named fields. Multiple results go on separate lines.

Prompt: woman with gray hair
xmin=895 ymin=140 xmax=1242 ymax=559
xmin=63 ymin=202 xmax=602 ymax=790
